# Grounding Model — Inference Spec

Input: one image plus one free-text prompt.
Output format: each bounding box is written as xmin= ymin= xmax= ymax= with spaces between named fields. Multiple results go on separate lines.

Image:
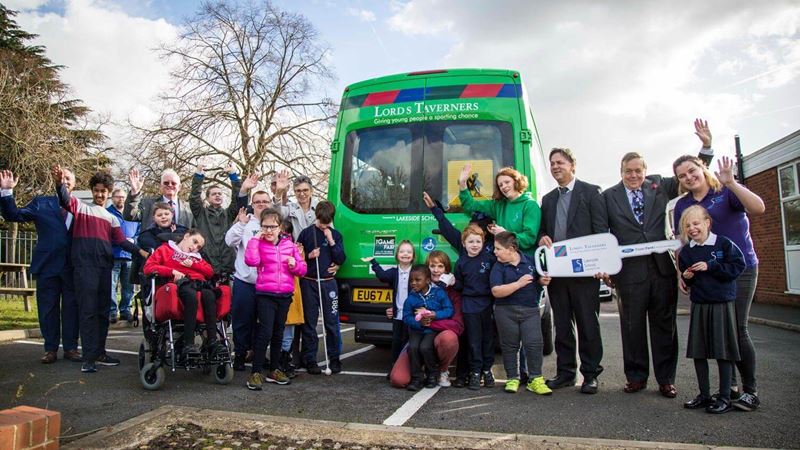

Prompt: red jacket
xmin=143 ymin=242 xmax=213 ymax=281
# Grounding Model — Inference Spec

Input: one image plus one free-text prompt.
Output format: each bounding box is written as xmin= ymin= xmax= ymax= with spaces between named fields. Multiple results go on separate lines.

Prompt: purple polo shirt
xmin=674 ymin=187 xmax=758 ymax=267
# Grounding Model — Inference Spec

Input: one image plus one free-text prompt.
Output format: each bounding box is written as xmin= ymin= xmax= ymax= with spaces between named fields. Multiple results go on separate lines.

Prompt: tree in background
xmin=0 ymin=4 xmax=106 ymax=207
xmin=128 ymin=0 xmax=337 ymax=195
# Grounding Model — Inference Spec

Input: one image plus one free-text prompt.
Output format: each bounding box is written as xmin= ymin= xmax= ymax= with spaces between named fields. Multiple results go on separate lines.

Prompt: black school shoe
xmin=233 ymin=353 xmax=246 ymax=371
xmin=684 ymin=395 xmax=714 ymax=409
xmin=329 ymin=359 xmax=342 ymax=374
xmin=706 ymin=398 xmax=734 ymax=414
xmin=734 ymin=392 xmax=760 ymax=412
xmin=468 ymin=372 xmax=481 ymax=391
xmin=306 ymin=361 xmax=322 ymax=375
xmin=424 ymin=372 xmax=439 ymax=389
xmin=406 ymin=379 xmax=423 ymax=391
xmin=482 ymin=370 xmax=495 ymax=388
xmin=452 ymin=377 xmax=466 ymax=388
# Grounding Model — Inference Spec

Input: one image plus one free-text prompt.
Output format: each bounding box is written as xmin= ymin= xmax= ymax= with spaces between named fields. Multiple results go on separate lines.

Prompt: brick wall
xmin=0 ymin=406 xmax=60 ymax=450
xmin=746 ymin=168 xmax=797 ymax=306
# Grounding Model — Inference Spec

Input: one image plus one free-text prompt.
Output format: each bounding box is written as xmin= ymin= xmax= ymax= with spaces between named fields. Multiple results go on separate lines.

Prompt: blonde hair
xmin=678 ymin=205 xmax=712 ymax=242
xmin=493 ymin=167 xmax=529 ymax=200
xmin=672 ymin=155 xmax=721 ymax=195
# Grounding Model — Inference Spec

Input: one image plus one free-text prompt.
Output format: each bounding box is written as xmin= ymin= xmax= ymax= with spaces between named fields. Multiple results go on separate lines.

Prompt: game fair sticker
xmin=373 ymin=236 xmax=396 ymax=257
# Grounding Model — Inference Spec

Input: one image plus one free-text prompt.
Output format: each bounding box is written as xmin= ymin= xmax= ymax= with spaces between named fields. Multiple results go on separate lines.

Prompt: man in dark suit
xmin=0 ymin=169 xmax=80 ymax=364
xmin=123 ymin=168 xmax=194 ymax=230
xmin=538 ymin=148 xmax=608 ymax=394
xmin=603 ymin=145 xmax=712 ymax=398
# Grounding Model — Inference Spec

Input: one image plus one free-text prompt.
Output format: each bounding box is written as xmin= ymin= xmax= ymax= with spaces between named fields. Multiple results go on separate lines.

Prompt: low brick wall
xmin=0 ymin=406 xmax=60 ymax=450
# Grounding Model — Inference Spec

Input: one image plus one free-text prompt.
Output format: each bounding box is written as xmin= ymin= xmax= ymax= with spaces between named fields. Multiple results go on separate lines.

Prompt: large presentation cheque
xmin=533 ymin=233 xmax=681 ymax=277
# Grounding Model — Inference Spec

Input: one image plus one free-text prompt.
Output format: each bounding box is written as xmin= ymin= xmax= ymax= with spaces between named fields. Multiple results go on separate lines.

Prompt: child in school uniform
xmin=402 ymin=264 xmax=453 ymax=391
xmin=362 ymin=240 xmax=416 ymax=365
xmin=424 ymin=192 xmax=496 ymax=389
xmin=490 ymin=232 xmax=552 ymax=395
xmin=678 ymin=205 xmax=746 ymax=414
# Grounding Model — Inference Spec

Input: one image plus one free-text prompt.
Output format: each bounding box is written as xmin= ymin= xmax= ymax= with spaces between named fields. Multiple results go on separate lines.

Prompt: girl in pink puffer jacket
xmin=243 ymin=208 xmax=307 ymax=388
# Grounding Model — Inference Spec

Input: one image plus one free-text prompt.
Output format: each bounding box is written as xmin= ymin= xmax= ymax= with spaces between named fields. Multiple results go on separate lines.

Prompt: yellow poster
xmin=447 ymin=160 xmax=494 ymax=207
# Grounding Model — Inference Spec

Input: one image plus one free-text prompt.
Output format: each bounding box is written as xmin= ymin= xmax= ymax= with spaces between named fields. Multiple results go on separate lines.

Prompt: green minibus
xmin=327 ymin=68 xmax=552 ymax=347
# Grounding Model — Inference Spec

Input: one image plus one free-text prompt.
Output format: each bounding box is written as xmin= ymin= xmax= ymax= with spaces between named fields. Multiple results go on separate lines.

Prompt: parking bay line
xmin=14 ymin=340 xmax=139 ymax=356
xmin=383 ymin=386 xmax=440 ymax=426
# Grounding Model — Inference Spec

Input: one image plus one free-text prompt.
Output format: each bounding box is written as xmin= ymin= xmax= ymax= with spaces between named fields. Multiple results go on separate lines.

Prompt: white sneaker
xmin=439 ymin=370 xmax=451 ymax=387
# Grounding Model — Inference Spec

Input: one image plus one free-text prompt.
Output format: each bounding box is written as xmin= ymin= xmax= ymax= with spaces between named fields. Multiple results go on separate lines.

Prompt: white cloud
xmin=387 ymin=0 xmax=800 ymax=188
xmin=347 ymin=7 xmax=376 ymax=22
xmin=3 ymin=0 xmax=50 ymax=10
xmin=15 ymin=0 xmax=179 ymax=145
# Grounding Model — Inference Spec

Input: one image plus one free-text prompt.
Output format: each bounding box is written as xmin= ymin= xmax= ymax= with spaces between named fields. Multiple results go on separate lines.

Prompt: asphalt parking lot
xmin=1 ymin=301 xmax=798 ymax=449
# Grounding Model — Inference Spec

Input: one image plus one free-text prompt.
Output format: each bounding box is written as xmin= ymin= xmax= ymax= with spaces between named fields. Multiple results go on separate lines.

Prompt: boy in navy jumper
xmin=296 ymin=200 xmax=346 ymax=374
xmin=52 ymin=166 xmax=148 ymax=373
xmin=403 ymin=264 xmax=453 ymax=391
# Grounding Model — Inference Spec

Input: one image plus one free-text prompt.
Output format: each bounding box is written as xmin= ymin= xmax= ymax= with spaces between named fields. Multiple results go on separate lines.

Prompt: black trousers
xmin=177 ymin=281 xmax=217 ymax=346
xmin=408 ymin=330 xmax=438 ymax=381
xmin=617 ymin=260 xmax=678 ymax=385
xmin=252 ymin=294 xmax=291 ymax=373
xmin=463 ymin=308 xmax=494 ymax=373
xmin=74 ymin=266 xmax=112 ymax=362
xmin=548 ymin=277 xmax=604 ymax=379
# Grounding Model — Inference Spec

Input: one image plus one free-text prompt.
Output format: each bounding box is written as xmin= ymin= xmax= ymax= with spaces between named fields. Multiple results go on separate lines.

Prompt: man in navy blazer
xmin=603 ymin=140 xmax=712 ymax=398
xmin=537 ymin=148 xmax=608 ymax=394
xmin=0 ymin=169 xmax=80 ymax=364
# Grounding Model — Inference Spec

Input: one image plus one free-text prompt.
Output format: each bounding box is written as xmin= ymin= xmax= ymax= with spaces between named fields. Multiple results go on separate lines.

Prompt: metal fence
xmin=0 ymin=229 xmax=37 ymax=298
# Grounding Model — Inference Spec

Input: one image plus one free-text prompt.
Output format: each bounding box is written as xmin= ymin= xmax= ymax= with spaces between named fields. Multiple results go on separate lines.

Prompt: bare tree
xmin=128 ymin=0 xmax=337 ymax=193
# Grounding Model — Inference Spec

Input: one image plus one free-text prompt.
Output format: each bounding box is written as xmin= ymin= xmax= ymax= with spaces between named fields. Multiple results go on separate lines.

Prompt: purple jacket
xmin=244 ymin=236 xmax=307 ymax=295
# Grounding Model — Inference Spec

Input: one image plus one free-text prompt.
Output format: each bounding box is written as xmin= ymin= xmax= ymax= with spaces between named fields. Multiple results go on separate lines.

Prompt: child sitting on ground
xmin=144 ymin=229 xmax=221 ymax=361
xmin=402 ymin=264 xmax=453 ymax=391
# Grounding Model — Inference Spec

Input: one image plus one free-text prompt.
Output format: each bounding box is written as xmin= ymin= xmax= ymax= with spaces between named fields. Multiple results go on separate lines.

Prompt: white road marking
xmin=339 ymin=370 xmax=386 ymax=377
xmin=437 ymin=402 xmax=493 ymax=414
xmin=600 ymin=313 xmax=619 ymax=317
xmin=383 ymin=386 xmax=440 ymax=426
xmin=14 ymin=340 xmax=139 ymax=355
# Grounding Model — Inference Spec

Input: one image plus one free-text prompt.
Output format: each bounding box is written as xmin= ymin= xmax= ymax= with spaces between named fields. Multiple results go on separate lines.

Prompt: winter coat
xmin=244 ymin=235 xmax=307 ymax=295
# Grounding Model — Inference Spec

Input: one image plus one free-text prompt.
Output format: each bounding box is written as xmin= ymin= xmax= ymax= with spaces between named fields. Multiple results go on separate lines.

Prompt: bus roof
xmin=343 ymin=68 xmax=521 ymax=92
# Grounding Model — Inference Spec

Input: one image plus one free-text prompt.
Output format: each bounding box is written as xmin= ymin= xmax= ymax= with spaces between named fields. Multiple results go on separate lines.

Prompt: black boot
xmin=280 ymin=351 xmax=296 ymax=378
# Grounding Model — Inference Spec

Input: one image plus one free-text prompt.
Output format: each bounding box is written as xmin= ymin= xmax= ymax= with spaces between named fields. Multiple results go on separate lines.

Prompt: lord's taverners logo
xmin=554 ymin=245 xmax=567 ymax=257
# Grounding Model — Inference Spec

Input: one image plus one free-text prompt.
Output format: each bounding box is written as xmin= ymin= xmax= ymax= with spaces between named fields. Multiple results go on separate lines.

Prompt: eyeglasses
xmin=252 ymin=200 xmax=269 ymax=205
xmin=261 ymin=225 xmax=279 ymax=230
xmin=294 ymin=188 xmax=311 ymax=194
xmin=162 ymin=181 xmax=178 ymax=186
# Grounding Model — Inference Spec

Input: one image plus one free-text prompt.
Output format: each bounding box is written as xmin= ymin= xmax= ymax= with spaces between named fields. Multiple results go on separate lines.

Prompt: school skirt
xmin=686 ymin=302 xmax=740 ymax=361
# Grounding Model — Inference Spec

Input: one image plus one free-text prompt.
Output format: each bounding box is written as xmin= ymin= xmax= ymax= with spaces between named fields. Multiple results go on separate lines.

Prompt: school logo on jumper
xmin=480 ymin=262 xmax=490 ymax=273
xmin=422 ymin=237 xmax=436 ymax=252
xmin=571 ymin=258 xmax=584 ymax=273
xmin=554 ymin=245 xmax=567 ymax=257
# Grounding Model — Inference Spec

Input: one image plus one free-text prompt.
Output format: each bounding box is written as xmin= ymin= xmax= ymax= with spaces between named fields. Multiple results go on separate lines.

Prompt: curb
xmin=749 ymin=316 xmax=800 ymax=333
xmin=0 ymin=328 xmax=41 ymax=342
xmin=65 ymin=405 xmax=774 ymax=450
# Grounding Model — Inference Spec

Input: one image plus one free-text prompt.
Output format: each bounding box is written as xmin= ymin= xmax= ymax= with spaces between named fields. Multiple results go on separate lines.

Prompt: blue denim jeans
xmin=110 ymin=259 xmax=133 ymax=317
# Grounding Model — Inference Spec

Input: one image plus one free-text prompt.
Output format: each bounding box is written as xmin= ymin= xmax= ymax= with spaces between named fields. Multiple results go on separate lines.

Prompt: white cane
xmin=314 ymin=230 xmax=332 ymax=376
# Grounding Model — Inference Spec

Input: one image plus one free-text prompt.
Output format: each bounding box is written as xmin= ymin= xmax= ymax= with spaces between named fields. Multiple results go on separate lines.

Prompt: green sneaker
xmin=247 ymin=372 xmax=265 ymax=391
xmin=526 ymin=376 xmax=553 ymax=395
xmin=266 ymin=369 xmax=291 ymax=385
xmin=504 ymin=378 xmax=520 ymax=393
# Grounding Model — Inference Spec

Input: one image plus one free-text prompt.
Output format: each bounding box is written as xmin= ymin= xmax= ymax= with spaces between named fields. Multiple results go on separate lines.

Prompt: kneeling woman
xmin=144 ymin=229 xmax=219 ymax=359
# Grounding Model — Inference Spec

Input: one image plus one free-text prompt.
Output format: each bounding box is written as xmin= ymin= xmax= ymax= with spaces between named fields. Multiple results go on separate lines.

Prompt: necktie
xmin=631 ymin=189 xmax=644 ymax=224
xmin=169 ymin=200 xmax=176 ymax=224
xmin=554 ymin=186 xmax=569 ymax=241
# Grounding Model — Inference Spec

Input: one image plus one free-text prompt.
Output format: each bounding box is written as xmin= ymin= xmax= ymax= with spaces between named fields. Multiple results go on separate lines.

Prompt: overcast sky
xmin=7 ymin=0 xmax=800 ymax=188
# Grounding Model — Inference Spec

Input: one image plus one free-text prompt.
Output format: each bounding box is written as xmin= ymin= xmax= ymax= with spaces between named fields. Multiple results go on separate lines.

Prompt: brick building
xmin=743 ymin=130 xmax=800 ymax=306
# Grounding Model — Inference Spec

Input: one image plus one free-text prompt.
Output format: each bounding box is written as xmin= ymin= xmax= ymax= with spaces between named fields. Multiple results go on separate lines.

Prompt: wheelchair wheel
xmin=214 ymin=363 xmax=234 ymax=385
xmin=138 ymin=339 xmax=150 ymax=370
xmin=140 ymin=362 xmax=166 ymax=391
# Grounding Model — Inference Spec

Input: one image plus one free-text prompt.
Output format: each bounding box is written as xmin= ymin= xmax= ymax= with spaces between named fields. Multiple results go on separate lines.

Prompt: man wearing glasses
xmin=107 ymin=188 xmax=140 ymax=323
xmin=124 ymin=168 xmax=194 ymax=230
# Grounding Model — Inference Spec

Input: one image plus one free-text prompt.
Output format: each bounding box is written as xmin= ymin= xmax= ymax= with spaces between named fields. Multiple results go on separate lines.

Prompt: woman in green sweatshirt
xmin=458 ymin=164 xmax=541 ymax=257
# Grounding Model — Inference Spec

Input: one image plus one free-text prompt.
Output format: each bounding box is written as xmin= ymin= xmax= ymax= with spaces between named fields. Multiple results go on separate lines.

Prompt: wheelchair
xmin=138 ymin=273 xmax=234 ymax=390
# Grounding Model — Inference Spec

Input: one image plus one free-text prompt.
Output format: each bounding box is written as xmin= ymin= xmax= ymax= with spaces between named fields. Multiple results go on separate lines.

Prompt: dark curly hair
xmin=89 ymin=171 xmax=114 ymax=191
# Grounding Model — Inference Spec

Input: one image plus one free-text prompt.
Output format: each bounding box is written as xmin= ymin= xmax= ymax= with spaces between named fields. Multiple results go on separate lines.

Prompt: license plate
xmin=352 ymin=288 xmax=393 ymax=304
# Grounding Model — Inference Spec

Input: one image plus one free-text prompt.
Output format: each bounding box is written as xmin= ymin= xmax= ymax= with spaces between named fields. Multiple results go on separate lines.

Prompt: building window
xmin=779 ymin=159 xmax=800 ymax=293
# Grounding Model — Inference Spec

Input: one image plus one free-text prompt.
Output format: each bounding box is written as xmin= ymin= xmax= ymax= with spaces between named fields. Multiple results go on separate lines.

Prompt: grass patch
xmin=0 ymin=297 xmax=38 ymax=331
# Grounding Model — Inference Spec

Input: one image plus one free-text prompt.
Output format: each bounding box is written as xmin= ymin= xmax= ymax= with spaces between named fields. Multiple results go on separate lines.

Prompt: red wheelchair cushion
xmin=154 ymin=283 xmax=231 ymax=323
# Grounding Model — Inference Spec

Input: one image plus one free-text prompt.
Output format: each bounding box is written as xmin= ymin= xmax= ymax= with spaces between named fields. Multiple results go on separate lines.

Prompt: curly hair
xmin=89 ymin=171 xmax=114 ymax=190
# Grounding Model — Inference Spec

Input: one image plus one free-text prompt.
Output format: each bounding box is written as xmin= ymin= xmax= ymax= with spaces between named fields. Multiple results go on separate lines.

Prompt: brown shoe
xmin=40 ymin=351 xmax=57 ymax=364
xmin=623 ymin=380 xmax=647 ymax=393
xmin=659 ymin=383 xmax=677 ymax=398
xmin=63 ymin=349 xmax=83 ymax=362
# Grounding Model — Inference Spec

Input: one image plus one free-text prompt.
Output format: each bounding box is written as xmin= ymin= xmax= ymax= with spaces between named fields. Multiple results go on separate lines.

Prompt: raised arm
xmin=0 ymin=171 xmax=36 ymax=222
xmin=457 ymin=163 xmax=496 ymax=217
xmin=189 ymin=164 xmax=205 ymax=217
xmin=123 ymin=168 xmax=144 ymax=222
xmin=226 ymin=167 xmax=243 ymax=222
xmin=716 ymin=156 xmax=765 ymax=215
xmin=424 ymin=192 xmax=464 ymax=252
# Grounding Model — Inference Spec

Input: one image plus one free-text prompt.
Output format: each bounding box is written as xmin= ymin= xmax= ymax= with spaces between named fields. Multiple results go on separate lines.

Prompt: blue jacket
xmin=403 ymin=284 xmax=453 ymax=333
xmin=0 ymin=195 xmax=70 ymax=276
xmin=107 ymin=206 xmax=140 ymax=260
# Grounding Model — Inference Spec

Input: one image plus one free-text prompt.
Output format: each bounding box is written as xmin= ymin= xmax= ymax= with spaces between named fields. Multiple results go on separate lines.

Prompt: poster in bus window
xmin=447 ymin=160 xmax=494 ymax=207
